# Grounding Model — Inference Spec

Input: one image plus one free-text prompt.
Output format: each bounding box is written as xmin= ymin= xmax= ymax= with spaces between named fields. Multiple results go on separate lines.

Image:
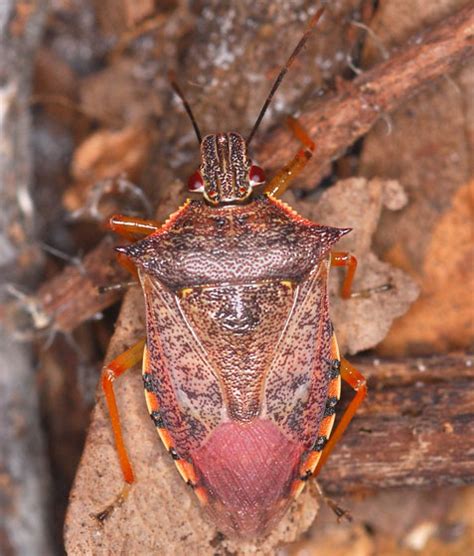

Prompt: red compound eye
xmin=188 ymin=170 xmax=204 ymax=192
xmin=249 ymin=164 xmax=266 ymax=186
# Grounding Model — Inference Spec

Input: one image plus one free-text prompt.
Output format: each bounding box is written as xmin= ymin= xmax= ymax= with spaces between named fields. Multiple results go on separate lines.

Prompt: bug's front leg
xmin=101 ymin=338 xmax=146 ymax=484
xmin=313 ymin=358 xmax=367 ymax=477
xmin=264 ymin=116 xmax=315 ymax=198
xmin=95 ymin=338 xmax=146 ymax=522
xmin=107 ymin=214 xmax=161 ymax=240
xmin=101 ymin=218 xmax=157 ymax=287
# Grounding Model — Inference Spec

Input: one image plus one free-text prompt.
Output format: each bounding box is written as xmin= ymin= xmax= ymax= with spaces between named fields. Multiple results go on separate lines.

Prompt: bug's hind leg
xmin=313 ymin=480 xmax=353 ymax=523
xmin=264 ymin=116 xmax=315 ymax=198
xmin=313 ymin=357 xmax=367 ymax=477
xmin=95 ymin=338 xmax=146 ymax=522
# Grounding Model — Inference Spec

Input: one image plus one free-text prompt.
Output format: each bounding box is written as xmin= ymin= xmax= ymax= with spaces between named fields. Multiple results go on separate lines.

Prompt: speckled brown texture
xmin=264 ymin=260 xmax=333 ymax=449
xmin=142 ymin=273 xmax=222 ymax=453
xmin=122 ymin=195 xmax=348 ymax=288
xmin=124 ymin=193 xmax=347 ymax=536
xmin=181 ymin=281 xmax=294 ymax=421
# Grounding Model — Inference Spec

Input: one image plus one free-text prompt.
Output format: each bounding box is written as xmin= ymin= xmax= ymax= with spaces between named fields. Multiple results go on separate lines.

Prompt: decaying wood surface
xmin=322 ymin=352 xmax=474 ymax=494
xmin=259 ymin=2 xmax=474 ymax=185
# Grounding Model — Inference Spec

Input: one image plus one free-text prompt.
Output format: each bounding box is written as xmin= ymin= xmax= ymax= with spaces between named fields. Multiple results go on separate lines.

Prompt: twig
xmin=257 ymin=3 xmax=474 ymax=185
xmin=9 ymin=237 xmax=129 ymax=337
xmin=321 ymin=352 xmax=474 ymax=494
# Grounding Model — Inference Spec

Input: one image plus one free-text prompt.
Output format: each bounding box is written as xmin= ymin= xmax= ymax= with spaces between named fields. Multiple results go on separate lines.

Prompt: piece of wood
xmin=321 ymin=352 xmax=474 ymax=494
xmin=31 ymin=237 xmax=127 ymax=336
xmin=257 ymin=3 xmax=474 ymax=186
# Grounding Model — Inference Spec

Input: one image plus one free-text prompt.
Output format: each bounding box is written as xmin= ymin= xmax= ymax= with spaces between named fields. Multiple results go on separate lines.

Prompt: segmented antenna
xmin=168 ymin=70 xmax=203 ymax=144
xmin=247 ymin=6 xmax=326 ymax=146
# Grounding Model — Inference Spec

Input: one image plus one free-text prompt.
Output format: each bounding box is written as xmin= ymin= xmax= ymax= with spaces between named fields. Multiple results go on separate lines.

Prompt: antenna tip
xmin=308 ymin=6 xmax=326 ymax=30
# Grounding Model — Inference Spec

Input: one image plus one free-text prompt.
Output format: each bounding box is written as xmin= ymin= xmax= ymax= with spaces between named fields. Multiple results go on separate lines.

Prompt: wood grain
xmin=322 ymin=352 xmax=474 ymax=494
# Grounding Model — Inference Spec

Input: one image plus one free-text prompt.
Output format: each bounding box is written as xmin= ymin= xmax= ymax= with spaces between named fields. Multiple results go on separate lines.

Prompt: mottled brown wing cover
xmin=122 ymin=195 xmax=349 ymax=537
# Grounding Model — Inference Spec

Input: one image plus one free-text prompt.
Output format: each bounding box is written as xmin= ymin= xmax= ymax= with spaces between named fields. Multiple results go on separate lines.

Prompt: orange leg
xmin=101 ymin=338 xmax=146 ymax=484
xmin=106 ymin=214 xmax=161 ymax=240
xmin=331 ymin=251 xmax=358 ymax=299
xmin=116 ymin=252 xmax=139 ymax=280
xmin=313 ymin=358 xmax=367 ymax=476
xmin=264 ymin=116 xmax=315 ymax=198
xmin=98 ymin=215 xmax=155 ymax=294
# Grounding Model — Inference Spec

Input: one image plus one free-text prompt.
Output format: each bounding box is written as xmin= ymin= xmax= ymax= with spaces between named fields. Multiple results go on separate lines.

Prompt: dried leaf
xmin=378 ymin=180 xmax=474 ymax=354
xmin=71 ymin=125 xmax=152 ymax=183
xmin=64 ymin=125 xmax=153 ymax=215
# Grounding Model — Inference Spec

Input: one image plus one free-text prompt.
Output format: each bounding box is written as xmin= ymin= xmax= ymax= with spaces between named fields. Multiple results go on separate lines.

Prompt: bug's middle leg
xmin=331 ymin=251 xmax=393 ymax=299
xmin=264 ymin=117 xmax=315 ymax=198
xmin=331 ymin=251 xmax=358 ymax=299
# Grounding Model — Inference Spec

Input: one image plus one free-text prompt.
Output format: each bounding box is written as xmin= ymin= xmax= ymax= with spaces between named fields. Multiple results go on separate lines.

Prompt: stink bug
xmin=101 ymin=7 xmax=367 ymax=539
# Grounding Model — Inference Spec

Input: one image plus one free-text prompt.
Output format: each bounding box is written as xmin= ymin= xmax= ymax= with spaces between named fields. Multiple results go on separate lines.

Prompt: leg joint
xmin=102 ymin=367 xmax=116 ymax=383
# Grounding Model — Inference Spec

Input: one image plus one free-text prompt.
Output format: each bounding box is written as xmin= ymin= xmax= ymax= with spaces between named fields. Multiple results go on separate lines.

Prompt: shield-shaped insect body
xmin=121 ymin=188 xmax=349 ymax=536
xmin=101 ymin=7 xmax=367 ymax=540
